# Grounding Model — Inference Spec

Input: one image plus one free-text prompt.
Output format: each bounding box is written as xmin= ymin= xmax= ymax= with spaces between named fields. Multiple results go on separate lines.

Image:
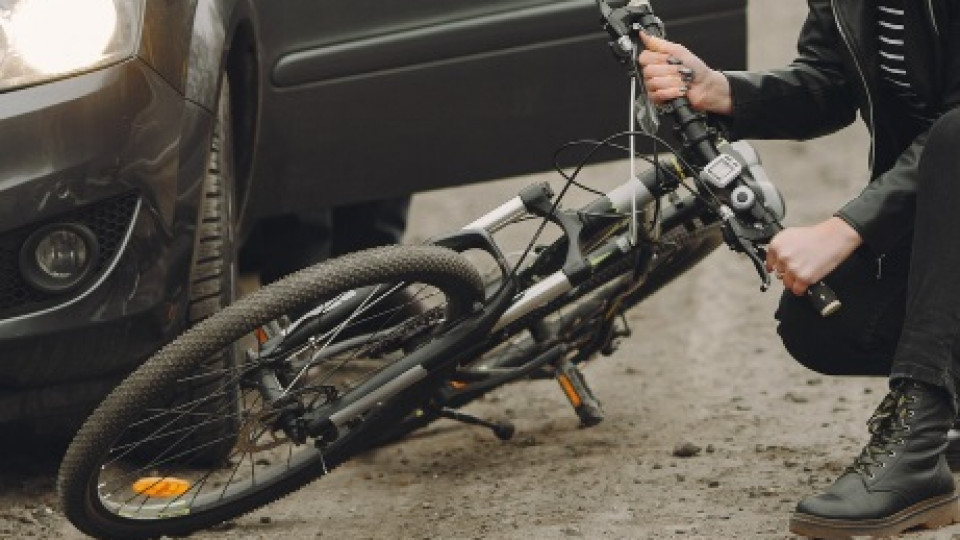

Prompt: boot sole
xmin=789 ymin=492 xmax=959 ymax=539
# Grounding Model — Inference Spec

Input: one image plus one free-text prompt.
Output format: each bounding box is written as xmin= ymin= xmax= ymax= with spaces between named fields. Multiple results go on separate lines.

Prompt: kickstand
xmin=438 ymin=408 xmax=515 ymax=441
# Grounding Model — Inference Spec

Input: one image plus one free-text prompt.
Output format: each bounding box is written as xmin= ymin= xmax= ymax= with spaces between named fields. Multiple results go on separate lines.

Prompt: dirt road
xmin=5 ymin=2 xmax=960 ymax=539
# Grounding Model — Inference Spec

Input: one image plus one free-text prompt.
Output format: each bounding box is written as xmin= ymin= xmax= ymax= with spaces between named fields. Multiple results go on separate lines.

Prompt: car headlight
xmin=0 ymin=0 xmax=144 ymax=92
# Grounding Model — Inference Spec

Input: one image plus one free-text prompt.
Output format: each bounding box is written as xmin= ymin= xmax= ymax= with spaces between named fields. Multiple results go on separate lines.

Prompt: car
xmin=0 ymin=0 xmax=746 ymax=428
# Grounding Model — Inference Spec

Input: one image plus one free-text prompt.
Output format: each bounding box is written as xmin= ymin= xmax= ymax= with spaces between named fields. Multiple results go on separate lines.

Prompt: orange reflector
xmin=255 ymin=327 xmax=269 ymax=344
xmin=557 ymin=375 xmax=582 ymax=407
xmin=132 ymin=477 xmax=192 ymax=498
xmin=449 ymin=380 xmax=468 ymax=390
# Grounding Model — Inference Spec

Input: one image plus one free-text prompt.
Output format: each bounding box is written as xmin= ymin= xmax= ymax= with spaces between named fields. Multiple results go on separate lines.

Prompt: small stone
xmin=672 ymin=442 xmax=702 ymax=458
xmin=705 ymin=444 xmax=716 ymax=453
xmin=210 ymin=521 xmax=237 ymax=531
xmin=708 ymin=480 xmax=720 ymax=488
xmin=784 ymin=392 xmax=809 ymax=403
xmin=259 ymin=516 xmax=272 ymax=524
xmin=13 ymin=512 xmax=39 ymax=526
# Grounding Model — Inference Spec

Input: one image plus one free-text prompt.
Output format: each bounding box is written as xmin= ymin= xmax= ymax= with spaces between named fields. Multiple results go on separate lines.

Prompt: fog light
xmin=19 ymin=223 xmax=100 ymax=293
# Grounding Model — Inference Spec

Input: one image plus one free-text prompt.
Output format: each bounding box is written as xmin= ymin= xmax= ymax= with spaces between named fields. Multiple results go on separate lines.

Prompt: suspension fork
xmin=301 ymin=279 xmax=520 ymax=443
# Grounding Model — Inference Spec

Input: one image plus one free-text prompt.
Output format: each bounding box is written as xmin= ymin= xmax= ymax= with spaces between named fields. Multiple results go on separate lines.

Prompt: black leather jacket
xmin=720 ymin=0 xmax=960 ymax=256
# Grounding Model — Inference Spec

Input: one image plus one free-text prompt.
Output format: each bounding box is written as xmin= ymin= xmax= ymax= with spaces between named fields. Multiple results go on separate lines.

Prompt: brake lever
xmin=718 ymin=207 xmax=773 ymax=291
xmin=720 ymin=206 xmax=841 ymax=317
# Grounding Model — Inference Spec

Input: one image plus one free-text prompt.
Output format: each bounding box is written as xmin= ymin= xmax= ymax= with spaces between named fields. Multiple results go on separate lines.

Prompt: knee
xmin=775 ymin=291 xmax=865 ymax=376
xmin=776 ymin=304 xmax=835 ymax=375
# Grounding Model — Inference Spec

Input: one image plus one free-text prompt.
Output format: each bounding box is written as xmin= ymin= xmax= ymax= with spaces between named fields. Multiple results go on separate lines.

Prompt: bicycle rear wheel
xmin=58 ymin=245 xmax=483 ymax=539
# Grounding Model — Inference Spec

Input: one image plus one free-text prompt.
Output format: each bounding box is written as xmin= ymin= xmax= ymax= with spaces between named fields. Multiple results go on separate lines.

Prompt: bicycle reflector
xmin=132 ymin=477 xmax=192 ymax=498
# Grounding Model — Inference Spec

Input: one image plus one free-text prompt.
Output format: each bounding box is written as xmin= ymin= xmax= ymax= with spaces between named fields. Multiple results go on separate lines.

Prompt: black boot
xmin=789 ymin=380 xmax=960 ymax=538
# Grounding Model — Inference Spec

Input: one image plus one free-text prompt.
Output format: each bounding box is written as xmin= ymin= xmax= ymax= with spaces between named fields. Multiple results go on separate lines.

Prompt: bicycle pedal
xmin=555 ymin=358 xmax=605 ymax=427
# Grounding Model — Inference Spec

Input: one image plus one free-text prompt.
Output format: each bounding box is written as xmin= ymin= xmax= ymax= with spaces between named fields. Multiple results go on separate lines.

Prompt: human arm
xmin=766 ymin=217 xmax=862 ymax=296
xmin=638 ymin=1 xmax=860 ymax=141
xmin=835 ymin=131 xmax=927 ymax=257
xmin=766 ymin=127 xmax=932 ymax=295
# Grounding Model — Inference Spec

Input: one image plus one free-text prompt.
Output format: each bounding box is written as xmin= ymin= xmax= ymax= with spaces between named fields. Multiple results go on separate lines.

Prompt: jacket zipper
xmin=928 ymin=0 xmax=940 ymax=36
xmin=831 ymin=0 xmax=883 ymax=276
xmin=830 ymin=0 xmax=876 ymax=176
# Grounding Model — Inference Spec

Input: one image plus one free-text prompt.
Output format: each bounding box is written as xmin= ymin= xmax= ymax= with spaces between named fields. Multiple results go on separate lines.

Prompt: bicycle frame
xmin=298 ymin=133 xmax=783 ymax=442
xmin=294 ymin=0 xmax=811 ymax=442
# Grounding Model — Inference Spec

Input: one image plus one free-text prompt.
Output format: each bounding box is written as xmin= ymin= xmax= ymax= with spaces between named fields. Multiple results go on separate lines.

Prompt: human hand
xmin=766 ymin=217 xmax=862 ymax=296
xmin=637 ymin=32 xmax=733 ymax=115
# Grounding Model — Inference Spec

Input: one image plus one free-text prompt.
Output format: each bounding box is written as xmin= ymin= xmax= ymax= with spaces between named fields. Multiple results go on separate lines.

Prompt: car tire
xmin=178 ymin=74 xmax=241 ymax=465
xmin=189 ymin=79 xmax=238 ymax=323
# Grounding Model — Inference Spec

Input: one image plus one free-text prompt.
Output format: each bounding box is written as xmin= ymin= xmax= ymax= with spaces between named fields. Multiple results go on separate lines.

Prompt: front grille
xmin=0 ymin=192 xmax=139 ymax=319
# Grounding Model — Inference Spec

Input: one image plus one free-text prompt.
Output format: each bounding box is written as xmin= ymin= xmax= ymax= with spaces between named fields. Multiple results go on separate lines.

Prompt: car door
xmin=249 ymin=0 xmax=746 ymax=215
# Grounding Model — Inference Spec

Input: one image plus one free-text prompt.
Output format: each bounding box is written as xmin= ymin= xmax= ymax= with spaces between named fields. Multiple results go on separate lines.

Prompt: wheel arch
xmin=222 ymin=15 xmax=261 ymax=236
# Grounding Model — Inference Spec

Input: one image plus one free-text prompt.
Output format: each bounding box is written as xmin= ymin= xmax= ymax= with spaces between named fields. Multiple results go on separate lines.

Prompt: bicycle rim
xmin=58 ymin=245 xmax=483 ymax=539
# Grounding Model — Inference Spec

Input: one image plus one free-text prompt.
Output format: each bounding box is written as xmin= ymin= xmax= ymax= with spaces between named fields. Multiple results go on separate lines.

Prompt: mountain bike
xmin=57 ymin=2 xmax=842 ymax=538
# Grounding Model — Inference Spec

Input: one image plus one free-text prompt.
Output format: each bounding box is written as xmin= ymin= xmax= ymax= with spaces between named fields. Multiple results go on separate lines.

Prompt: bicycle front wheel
xmin=58 ymin=245 xmax=483 ymax=539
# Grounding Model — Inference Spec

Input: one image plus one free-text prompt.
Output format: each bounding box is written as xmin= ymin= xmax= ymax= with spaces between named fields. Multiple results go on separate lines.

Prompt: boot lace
xmin=847 ymin=387 xmax=915 ymax=478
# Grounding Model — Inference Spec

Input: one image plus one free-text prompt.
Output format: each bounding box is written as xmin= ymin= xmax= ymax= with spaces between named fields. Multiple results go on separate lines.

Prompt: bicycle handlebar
xmin=598 ymin=0 xmax=841 ymax=317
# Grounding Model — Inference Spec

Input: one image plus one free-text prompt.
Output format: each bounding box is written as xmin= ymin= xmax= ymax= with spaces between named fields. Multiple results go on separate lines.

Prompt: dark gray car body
xmin=0 ymin=0 xmax=745 ymax=423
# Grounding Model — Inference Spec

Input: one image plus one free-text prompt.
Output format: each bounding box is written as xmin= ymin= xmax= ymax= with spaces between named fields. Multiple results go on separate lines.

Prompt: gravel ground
xmin=5 ymin=2 xmax=960 ymax=539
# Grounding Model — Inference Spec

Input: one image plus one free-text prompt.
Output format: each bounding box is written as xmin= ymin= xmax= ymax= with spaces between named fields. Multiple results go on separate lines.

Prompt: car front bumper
xmin=0 ymin=59 xmax=215 ymax=421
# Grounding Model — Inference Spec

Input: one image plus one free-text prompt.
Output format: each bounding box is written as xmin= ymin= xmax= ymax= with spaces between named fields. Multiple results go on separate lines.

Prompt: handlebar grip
xmin=807 ymin=281 xmax=841 ymax=317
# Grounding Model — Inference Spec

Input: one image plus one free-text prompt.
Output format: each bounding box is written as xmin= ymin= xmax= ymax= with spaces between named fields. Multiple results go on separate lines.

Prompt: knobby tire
xmin=58 ymin=245 xmax=483 ymax=540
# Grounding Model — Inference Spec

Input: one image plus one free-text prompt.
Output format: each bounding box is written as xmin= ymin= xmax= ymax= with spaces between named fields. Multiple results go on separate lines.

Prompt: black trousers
xmin=239 ymin=196 xmax=411 ymax=285
xmin=776 ymin=107 xmax=960 ymax=406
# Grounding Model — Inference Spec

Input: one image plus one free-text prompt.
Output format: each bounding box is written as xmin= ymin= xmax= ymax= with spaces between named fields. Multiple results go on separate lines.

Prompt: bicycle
xmin=57 ymin=2 xmax=841 ymax=538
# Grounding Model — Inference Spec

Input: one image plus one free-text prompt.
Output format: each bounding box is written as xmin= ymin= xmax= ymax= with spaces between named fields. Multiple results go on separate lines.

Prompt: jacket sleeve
xmin=718 ymin=2 xmax=860 ymax=141
xmin=835 ymin=131 xmax=926 ymax=256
